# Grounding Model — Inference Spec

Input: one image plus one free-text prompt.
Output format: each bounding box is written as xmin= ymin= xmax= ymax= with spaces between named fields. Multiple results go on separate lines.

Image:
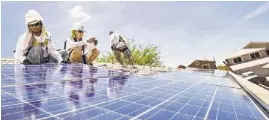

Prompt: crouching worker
xmin=14 ymin=10 xmax=63 ymax=64
xmin=62 ymin=23 xmax=100 ymax=65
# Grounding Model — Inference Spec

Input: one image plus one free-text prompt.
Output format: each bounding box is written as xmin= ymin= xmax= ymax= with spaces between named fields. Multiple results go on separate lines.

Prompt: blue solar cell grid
xmin=1 ymin=63 xmax=268 ymax=120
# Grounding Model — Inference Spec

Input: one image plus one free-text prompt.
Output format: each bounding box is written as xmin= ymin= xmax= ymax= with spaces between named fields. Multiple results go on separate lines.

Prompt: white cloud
xmin=40 ymin=2 xmax=269 ymax=67
xmin=236 ymin=2 xmax=269 ymax=25
xmin=69 ymin=5 xmax=91 ymax=23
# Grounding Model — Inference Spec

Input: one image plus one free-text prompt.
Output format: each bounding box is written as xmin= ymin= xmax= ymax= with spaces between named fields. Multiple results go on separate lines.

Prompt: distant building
xmin=188 ymin=57 xmax=217 ymax=70
xmin=224 ymin=42 xmax=269 ymax=77
xmin=177 ymin=65 xmax=186 ymax=69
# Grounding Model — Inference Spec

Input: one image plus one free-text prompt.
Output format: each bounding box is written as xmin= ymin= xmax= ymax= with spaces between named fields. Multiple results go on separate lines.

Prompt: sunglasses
xmin=77 ymin=30 xmax=84 ymax=33
xmin=29 ymin=22 xmax=42 ymax=27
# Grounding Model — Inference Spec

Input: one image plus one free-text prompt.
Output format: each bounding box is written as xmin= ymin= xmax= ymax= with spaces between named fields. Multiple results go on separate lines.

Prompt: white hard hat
xmin=25 ymin=10 xmax=44 ymax=25
xmin=71 ymin=22 xmax=86 ymax=32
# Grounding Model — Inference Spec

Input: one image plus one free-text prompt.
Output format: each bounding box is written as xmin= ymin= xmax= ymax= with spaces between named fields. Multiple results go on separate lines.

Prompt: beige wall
xmin=260 ymin=49 xmax=269 ymax=57
xmin=236 ymin=65 xmax=269 ymax=77
xmin=226 ymin=59 xmax=234 ymax=65
xmin=226 ymin=49 xmax=269 ymax=66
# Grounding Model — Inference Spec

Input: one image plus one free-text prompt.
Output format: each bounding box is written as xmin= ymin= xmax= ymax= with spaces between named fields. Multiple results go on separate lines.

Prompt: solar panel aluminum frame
xmin=228 ymin=71 xmax=269 ymax=118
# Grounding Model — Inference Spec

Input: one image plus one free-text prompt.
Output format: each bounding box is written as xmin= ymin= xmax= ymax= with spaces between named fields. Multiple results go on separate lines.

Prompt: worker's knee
xmin=69 ymin=47 xmax=83 ymax=63
xmin=86 ymin=48 xmax=100 ymax=63
xmin=93 ymin=48 xmax=100 ymax=56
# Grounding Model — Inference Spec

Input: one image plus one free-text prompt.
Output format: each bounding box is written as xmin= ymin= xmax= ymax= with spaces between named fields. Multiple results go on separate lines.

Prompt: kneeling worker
xmin=14 ymin=10 xmax=63 ymax=64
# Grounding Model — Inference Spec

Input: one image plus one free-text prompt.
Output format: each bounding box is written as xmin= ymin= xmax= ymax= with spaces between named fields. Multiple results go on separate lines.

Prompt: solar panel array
xmin=1 ymin=63 xmax=268 ymax=120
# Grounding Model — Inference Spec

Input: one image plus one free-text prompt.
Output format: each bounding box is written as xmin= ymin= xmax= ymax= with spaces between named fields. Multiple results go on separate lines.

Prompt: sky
xmin=1 ymin=1 xmax=269 ymax=67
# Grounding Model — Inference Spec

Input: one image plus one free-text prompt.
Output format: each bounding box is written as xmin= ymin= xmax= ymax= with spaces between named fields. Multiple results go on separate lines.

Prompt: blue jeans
xmin=26 ymin=45 xmax=58 ymax=64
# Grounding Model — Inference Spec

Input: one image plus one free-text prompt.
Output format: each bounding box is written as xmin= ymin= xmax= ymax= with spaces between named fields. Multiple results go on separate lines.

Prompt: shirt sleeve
xmin=110 ymin=33 xmax=119 ymax=46
xmin=67 ymin=37 xmax=87 ymax=48
xmin=46 ymin=33 xmax=63 ymax=63
xmin=14 ymin=34 xmax=27 ymax=63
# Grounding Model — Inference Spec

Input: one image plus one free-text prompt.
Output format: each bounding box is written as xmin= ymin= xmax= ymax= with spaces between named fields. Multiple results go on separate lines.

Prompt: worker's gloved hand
xmin=111 ymin=45 xmax=116 ymax=51
xmin=22 ymin=59 xmax=32 ymax=64
xmin=87 ymin=37 xmax=96 ymax=43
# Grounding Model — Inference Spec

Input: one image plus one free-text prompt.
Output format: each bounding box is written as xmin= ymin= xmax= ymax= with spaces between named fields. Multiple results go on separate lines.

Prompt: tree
xmin=217 ymin=65 xmax=230 ymax=71
xmin=96 ymin=40 xmax=163 ymax=67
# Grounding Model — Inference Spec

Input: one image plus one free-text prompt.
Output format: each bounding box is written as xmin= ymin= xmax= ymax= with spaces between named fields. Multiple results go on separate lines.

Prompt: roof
xmin=226 ymin=48 xmax=265 ymax=59
xmin=188 ymin=57 xmax=215 ymax=66
xmin=188 ymin=60 xmax=216 ymax=67
xmin=230 ymin=57 xmax=269 ymax=71
xmin=199 ymin=56 xmax=215 ymax=61
xmin=262 ymin=63 xmax=269 ymax=69
xmin=195 ymin=60 xmax=215 ymax=62
xmin=242 ymin=41 xmax=269 ymax=49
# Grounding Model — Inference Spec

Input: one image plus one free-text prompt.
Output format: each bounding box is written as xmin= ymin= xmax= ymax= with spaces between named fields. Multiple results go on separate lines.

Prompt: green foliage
xmin=96 ymin=40 xmax=163 ymax=67
xmin=217 ymin=65 xmax=231 ymax=71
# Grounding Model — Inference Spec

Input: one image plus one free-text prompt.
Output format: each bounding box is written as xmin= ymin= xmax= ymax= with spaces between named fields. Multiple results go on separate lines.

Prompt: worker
xmin=109 ymin=31 xmax=135 ymax=68
xmin=63 ymin=22 xmax=100 ymax=66
xmin=14 ymin=10 xmax=63 ymax=64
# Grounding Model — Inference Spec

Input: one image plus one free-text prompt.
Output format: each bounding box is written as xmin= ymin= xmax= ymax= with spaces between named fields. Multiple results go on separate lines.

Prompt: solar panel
xmin=1 ymin=63 xmax=268 ymax=120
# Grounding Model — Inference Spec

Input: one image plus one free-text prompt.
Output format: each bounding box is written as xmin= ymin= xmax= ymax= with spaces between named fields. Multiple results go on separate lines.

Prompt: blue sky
xmin=2 ymin=1 xmax=269 ymax=67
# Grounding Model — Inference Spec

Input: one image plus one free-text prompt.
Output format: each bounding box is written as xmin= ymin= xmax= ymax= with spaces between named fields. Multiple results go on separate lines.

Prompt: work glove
xmin=87 ymin=37 xmax=98 ymax=46
xmin=87 ymin=37 xmax=96 ymax=43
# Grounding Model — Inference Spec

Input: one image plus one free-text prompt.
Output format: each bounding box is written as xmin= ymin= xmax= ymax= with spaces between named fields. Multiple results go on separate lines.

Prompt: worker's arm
xmin=14 ymin=33 xmax=28 ymax=63
xmin=46 ymin=32 xmax=63 ymax=63
xmin=66 ymin=37 xmax=87 ymax=48
xmin=110 ymin=33 xmax=119 ymax=45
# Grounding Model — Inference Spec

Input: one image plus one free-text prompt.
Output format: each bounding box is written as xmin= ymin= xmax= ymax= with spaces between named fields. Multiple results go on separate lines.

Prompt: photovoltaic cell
xmin=1 ymin=63 xmax=268 ymax=120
